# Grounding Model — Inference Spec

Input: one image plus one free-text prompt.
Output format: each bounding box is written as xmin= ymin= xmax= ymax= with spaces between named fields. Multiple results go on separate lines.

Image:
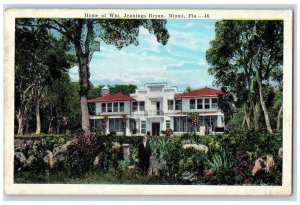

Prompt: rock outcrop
xmin=252 ymin=155 xmax=275 ymax=176
xmin=183 ymin=144 xmax=209 ymax=154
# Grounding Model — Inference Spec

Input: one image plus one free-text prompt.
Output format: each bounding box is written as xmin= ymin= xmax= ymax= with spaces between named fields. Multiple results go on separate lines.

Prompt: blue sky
xmin=69 ymin=19 xmax=218 ymax=91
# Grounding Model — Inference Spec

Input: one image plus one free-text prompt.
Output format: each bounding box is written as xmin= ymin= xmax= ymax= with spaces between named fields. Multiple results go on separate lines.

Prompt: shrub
xmin=14 ymin=130 xmax=282 ymax=185
xmin=65 ymin=133 xmax=101 ymax=176
xmin=161 ymin=128 xmax=173 ymax=137
xmin=206 ymin=149 xmax=235 ymax=172
xmin=149 ymin=136 xmax=207 ymax=183
xmin=204 ymin=149 xmax=236 ymax=185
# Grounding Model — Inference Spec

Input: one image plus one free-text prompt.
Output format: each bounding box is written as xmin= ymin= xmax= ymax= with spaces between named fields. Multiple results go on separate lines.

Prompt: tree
xmin=44 ymin=73 xmax=81 ymax=134
xmin=15 ymin=24 xmax=73 ymax=134
xmin=206 ymin=20 xmax=283 ymax=133
xmin=251 ymin=21 xmax=283 ymax=133
xmin=217 ymin=92 xmax=235 ymax=124
xmin=184 ymin=86 xmax=192 ymax=92
xmin=108 ymin=84 xmax=137 ymax=95
xmin=18 ymin=19 xmax=170 ymax=134
xmin=207 ymin=21 xmax=255 ymax=130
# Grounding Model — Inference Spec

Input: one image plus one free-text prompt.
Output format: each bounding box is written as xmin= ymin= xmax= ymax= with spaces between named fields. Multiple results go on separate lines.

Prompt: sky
xmin=69 ymin=19 xmax=219 ymax=91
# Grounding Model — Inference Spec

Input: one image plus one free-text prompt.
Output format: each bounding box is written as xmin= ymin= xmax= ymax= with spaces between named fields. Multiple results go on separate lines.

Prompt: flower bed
xmin=14 ymin=131 xmax=282 ymax=185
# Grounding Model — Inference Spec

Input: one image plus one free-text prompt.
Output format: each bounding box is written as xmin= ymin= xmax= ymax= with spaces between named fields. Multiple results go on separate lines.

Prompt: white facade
xmin=89 ymin=83 xmax=225 ymax=136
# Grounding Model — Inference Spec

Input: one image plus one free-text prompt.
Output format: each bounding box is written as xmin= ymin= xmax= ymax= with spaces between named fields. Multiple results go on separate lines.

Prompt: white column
xmin=106 ymin=119 xmax=109 ymax=134
xmin=126 ymin=119 xmax=130 ymax=136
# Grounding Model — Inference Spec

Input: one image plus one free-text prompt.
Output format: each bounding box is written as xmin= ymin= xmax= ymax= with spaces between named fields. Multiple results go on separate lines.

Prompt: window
xmin=130 ymin=119 xmax=137 ymax=133
xmin=119 ymin=102 xmax=125 ymax=112
xmin=198 ymin=116 xmax=204 ymax=127
xmin=174 ymin=116 xmax=191 ymax=132
xmin=212 ymin=98 xmax=218 ymax=109
xmin=93 ymin=119 xmax=105 ymax=132
xmin=190 ymin=99 xmax=196 ymax=109
xmin=197 ymin=98 xmax=203 ymax=109
xmin=175 ymin=99 xmax=182 ymax=110
xmin=166 ymin=120 xmax=171 ymax=129
xmin=113 ymin=102 xmax=118 ymax=112
xmin=101 ymin=103 xmax=106 ymax=112
xmin=139 ymin=101 xmax=145 ymax=111
xmin=149 ymin=86 xmax=163 ymax=92
xmin=132 ymin=102 xmax=138 ymax=112
xmin=109 ymin=118 xmax=122 ymax=132
xmin=205 ymin=98 xmax=210 ymax=109
xmin=141 ymin=121 xmax=146 ymax=134
xmin=168 ymin=100 xmax=174 ymax=110
xmin=107 ymin=103 xmax=112 ymax=112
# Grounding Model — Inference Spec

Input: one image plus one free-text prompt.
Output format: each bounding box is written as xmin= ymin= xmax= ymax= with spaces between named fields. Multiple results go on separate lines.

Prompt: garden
xmin=14 ymin=129 xmax=282 ymax=185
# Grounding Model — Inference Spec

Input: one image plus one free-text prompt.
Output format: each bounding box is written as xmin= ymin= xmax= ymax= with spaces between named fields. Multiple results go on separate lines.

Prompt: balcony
xmin=145 ymin=110 xmax=164 ymax=116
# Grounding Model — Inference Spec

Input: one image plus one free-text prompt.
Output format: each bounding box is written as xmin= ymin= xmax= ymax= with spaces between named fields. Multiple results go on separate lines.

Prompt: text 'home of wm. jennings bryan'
xmin=84 ymin=12 xmax=209 ymax=19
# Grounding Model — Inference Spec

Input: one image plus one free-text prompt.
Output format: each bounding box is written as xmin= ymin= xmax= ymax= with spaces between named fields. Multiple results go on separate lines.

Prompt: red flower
xmin=244 ymin=178 xmax=253 ymax=185
xmin=205 ymin=169 xmax=215 ymax=176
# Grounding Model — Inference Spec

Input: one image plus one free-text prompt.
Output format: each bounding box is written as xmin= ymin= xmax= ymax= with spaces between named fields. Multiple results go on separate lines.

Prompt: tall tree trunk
xmin=81 ymin=96 xmax=90 ymax=134
xmin=254 ymin=102 xmax=261 ymax=130
xmin=242 ymin=102 xmax=251 ymax=129
xmin=79 ymin=54 xmax=91 ymax=134
xmin=257 ymin=79 xmax=273 ymax=133
xmin=276 ymin=103 xmax=283 ymax=132
xmin=48 ymin=107 xmax=53 ymax=133
xmin=35 ymin=100 xmax=41 ymax=134
xmin=17 ymin=108 xmax=25 ymax=135
xmin=56 ymin=118 xmax=61 ymax=134
xmin=48 ymin=119 xmax=53 ymax=134
xmin=25 ymin=119 xmax=29 ymax=134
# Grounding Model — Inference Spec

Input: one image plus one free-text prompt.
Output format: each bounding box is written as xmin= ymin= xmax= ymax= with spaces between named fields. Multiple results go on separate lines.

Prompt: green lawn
xmin=14 ymin=170 xmax=183 ymax=185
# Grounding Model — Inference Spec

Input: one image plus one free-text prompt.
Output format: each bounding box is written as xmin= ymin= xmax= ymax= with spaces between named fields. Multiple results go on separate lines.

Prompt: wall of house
xmin=130 ymin=83 xmax=180 ymax=116
xmin=90 ymin=83 xmax=227 ymax=136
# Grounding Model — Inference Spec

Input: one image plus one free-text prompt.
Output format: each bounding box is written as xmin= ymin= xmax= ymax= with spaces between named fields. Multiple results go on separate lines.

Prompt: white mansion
xmin=88 ymin=83 xmax=226 ymax=136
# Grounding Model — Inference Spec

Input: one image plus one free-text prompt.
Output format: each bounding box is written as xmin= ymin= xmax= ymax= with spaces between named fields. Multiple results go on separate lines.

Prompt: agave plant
xmin=207 ymin=149 xmax=235 ymax=172
xmin=149 ymin=137 xmax=169 ymax=161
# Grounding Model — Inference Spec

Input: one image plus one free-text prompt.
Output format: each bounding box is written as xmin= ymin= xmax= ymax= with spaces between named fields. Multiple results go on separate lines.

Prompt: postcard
xmin=4 ymin=9 xmax=293 ymax=195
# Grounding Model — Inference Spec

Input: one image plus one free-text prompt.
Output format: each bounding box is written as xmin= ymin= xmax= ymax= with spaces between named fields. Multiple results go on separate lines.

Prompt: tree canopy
xmin=15 ymin=24 xmax=74 ymax=134
xmin=206 ymin=20 xmax=283 ymax=133
xmin=16 ymin=18 xmax=170 ymax=134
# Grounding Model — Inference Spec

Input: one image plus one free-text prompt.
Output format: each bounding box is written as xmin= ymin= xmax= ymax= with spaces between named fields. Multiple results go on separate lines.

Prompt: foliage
xmin=108 ymin=84 xmax=138 ymax=95
xmin=14 ymin=131 xmax=282 ymax=185
xmin=15 ymin=24 xmax=74 ymax=135
xmin=187 ymin=112 xmax=199 ymax=134
xmin=149 ymin=136 xmax=207 ymax=183
xmin=184 ymin=86 xmax=192 ymax=92
xmin=44 ymin=74 xmax=81 ymax=133
xmin=252 ymin=156 xmax=282 ymax=185
xmin=16 ymin=18 xmax=170 ymax=134
xmin=65 ymin=133 xmax=101 ymax=176
xmin=161 ymin=128 xmax=173 ymax=137
xmin=206 ymin=149 xmax=235 ymax=173
xmin=217 ymin=93 xmax=235 ymax=124
xmin=206 ymin=20 xmax=283 ymax=132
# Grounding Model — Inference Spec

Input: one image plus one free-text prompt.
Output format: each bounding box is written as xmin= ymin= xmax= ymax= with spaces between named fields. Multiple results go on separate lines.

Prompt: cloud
xmin=165 ymin=61 xmax=208 ymax=71
xmin=69 ymin=19 xmax=218 ymax=91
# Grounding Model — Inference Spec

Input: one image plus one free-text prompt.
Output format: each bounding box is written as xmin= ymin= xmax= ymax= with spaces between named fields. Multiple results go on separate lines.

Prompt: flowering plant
xmin=66 ymin=133 xmax=100 ymax=175
xmin=161 ymin=128 xmax=173 ymax=137
xmin=205 ymin=168 xmax=215 ymax=177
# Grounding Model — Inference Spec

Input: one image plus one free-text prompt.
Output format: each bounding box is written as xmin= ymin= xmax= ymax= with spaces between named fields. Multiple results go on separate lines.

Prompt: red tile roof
xmin=175 ymin=87 xmax=225 ymax=98
xmin=88 ymin=92 xmax=135 ymax=102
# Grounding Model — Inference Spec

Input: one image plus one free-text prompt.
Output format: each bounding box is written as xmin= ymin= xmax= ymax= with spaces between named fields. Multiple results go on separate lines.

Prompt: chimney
xmin=101 ymin=85 xmax=109 ymax=96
